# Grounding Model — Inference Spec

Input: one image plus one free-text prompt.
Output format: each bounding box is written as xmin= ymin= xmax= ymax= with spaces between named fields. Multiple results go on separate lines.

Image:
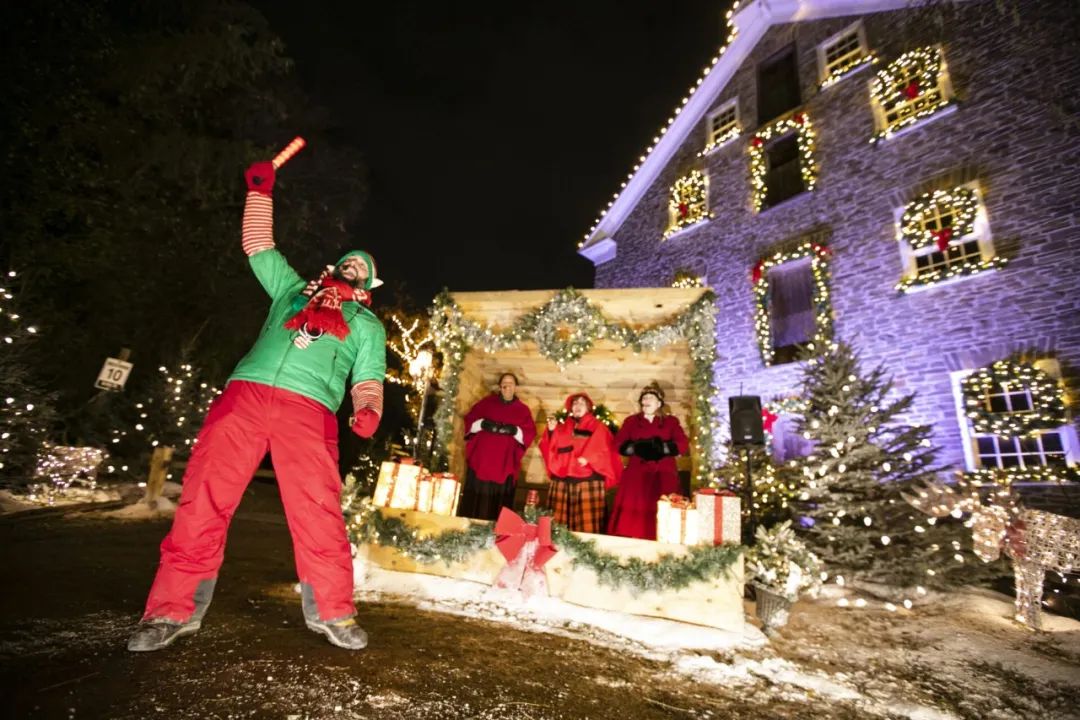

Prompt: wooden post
xmin=144 ymin=446 xmax=175 ymax=503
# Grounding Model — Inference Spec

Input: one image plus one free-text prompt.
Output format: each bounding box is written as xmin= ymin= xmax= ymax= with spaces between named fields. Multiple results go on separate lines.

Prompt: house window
xmin=663 ymin=170 xmax=711 ymax=239
xmin=951 ymin=359 xmax=1077 ymax=478
xmin=752 ymin=242 xmax=832 ymax=367
xmin=895 ymin=184 xmax=1005 ymax=293
xmin=870 ymin=46 xmax=953 ymax=142
xmin=758 ymin=45 xmax=801 ymax=124
xmin=750 ymin=113 xmax=817 ymax=213
xmin=767 ymin=259 xmax=815 ymax=365
xmin=818 ymin=21 xmax=873 ymax=88
xmin=704 ymin=99 xmax=740 ymax=153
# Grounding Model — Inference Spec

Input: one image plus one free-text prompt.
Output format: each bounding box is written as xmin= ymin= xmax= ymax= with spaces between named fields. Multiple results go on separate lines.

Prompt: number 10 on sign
xmin=95 ymin=358 xmax=133 ymax=390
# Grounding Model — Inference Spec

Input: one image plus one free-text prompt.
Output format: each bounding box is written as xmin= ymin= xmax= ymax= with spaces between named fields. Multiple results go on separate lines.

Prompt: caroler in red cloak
xmin=607 ymin=383 xmax=689 ymax=540
xmin=539 ymin=393 xmax=621 ymax=533
xmin=459 ymin=372 xmax=536 ymax=520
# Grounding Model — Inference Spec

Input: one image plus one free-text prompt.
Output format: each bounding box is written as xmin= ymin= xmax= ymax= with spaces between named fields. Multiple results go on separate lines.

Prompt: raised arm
xmin=242 ymin=161 xmax=304 ymax=299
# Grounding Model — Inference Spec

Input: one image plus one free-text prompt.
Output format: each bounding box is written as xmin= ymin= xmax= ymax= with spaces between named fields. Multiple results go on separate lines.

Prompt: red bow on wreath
xmin=678 ymin=202 xmax=689 ymax=218
xmin=493 ymin=508 xmax=558 ymax=597
xmin=751 ymin=260 xmax=765 ymax=285
xmin=904 ymin=80 xmax=921 ymax=99
xmin=932 ymin=227 xmax=953 ymax=252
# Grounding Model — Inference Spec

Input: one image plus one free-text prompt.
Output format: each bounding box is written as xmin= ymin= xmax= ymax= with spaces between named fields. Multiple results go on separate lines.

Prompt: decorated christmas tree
xmin=795 ymin=342 xmax=1004 ymax=591
xmin=0 ymin=270 xmax=58 ymax=484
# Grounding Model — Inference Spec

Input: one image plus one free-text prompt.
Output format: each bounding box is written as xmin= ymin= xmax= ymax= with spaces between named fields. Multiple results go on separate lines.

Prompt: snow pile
xmin=0 ymin=485 xmax=123 ymax=514
xmin=98 ymin=481 xmax=183 ymax=520
xmin=355 ymin=559 xmax=764 ymax=657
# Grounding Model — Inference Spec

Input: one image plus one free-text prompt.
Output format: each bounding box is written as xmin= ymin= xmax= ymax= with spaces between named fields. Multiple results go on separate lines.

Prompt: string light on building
xmin=960 ymin=359 xmax=1067 ymax=437
xmin=870 ymin=46 xmax=952 ymax=143
xmin=749 ymin=113 xmax=818 ymax=213
xmin=578 ymin=1 xmax=744 ymax=249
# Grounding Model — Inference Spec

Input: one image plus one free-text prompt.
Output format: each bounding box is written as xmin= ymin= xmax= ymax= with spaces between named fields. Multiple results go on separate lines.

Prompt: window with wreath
xmin=703 ymin=99 xmax=740 ymax=154
xmin=758 ymin=45 xmax=801 ymax=124
xmin=895 ymin=184 xmax=1005 ymax=293
xmin=870 ymin=46 xmax=953 ymax=142
xmin=750 ymin=113 xmax=817 ymax=212
xmin=664 ymin=170 xmax=711 ymax=238
xmin=952 ymin=359 xmax=1077 ymax=479
xmin=752 ymin=242 xmax=832 ymax=366
xmin=817 ymin=21 xmax=873 ymax=88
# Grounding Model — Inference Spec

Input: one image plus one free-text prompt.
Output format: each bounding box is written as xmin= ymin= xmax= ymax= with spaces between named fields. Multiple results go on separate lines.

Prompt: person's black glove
xmin=480 ymin=419 xmax=498 ymax=433
xmin=661 ymin=440 xmax=679 ymax=456
xmin=494 ymin=422 xmax=518 ymax=436
xmin=619 ymin=440 xmax=636 ymax=456
xmin=634 ymin=438 xmax=664 ymax=461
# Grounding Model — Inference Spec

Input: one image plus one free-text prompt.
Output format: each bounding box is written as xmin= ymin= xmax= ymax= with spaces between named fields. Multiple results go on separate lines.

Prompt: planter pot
xmin=753 ymin=584 xmax=793 ymax=634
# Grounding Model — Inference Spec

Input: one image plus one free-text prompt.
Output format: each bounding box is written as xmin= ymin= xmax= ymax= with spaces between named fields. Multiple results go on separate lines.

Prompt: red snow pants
xmin=142 ymin=380 xmax=355 ymax=624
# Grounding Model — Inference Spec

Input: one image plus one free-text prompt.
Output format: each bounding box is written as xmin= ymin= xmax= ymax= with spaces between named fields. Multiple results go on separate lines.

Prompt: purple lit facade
xmin=580 ymin=0 xmax=1080 ymax=475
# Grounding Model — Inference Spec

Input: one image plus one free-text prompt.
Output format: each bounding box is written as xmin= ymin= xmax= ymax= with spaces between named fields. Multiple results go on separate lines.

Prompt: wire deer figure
xmin=903 ymin=478 xmax=1080 ymax=629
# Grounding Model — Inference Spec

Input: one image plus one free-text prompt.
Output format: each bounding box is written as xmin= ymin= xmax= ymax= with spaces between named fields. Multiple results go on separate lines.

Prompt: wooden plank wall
xmin=441 ymin=288 xmax=709 ymax=485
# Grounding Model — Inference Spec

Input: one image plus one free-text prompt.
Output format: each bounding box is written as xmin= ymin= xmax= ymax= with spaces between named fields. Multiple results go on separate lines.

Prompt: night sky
xmin=251 ymin=0 xmax=730 ymax=302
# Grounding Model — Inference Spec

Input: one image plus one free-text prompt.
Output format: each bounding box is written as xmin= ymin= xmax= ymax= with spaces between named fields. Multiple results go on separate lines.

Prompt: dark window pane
xmin=989 ymin=394 xmax=1008 ymax=413
xmin=1000 ymin=454 xmax=1021 ymax=468
xmin=978 ymin=452 xmax=1000 ymax=468
xmin=1045 ymin=453 xmax=1067 ymax=466
xmin=1009 ymin=392 xmax=1032 ymax=412
xmin=916 ymin=254 xmax=930 ymax=269
xmin=1041 ymin=433 xmax=1064 ymax=452
xmin=764 ymin=134 xmax=805 ymax=207
xmin=758 ymin=47 xmax=801 ymax=123
xmin=976 ymin=437 xmax=998 ymax=454
xmin=1020 ymin=436 xmax=1040 ymax=454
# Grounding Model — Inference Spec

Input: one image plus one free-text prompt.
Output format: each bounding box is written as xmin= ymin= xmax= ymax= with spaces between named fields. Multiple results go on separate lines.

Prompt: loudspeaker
xmin=729 ymin=395 xmax=765 ymax=446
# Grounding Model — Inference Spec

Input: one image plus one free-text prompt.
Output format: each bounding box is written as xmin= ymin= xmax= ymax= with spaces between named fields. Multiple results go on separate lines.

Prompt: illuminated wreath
xmin=960 ymin=360 xmax=1066 ymax=437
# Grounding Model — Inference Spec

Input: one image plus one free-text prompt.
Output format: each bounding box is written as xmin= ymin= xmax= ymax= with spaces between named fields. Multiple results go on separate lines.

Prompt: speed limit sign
xmin=95 ymin=357 xmax=134 ymax=390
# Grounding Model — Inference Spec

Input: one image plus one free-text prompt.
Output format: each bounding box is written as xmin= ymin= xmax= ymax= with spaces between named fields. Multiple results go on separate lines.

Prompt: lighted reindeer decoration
xmin=903 ymin=478 xmax=1080 ymax=629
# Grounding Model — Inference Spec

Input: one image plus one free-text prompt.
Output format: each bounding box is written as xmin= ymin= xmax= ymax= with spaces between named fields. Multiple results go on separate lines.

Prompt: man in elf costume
xmin=539 ymin=393 xmax=621 ymax=533
xmin=127 ymin=159 xmax=386 ymax=652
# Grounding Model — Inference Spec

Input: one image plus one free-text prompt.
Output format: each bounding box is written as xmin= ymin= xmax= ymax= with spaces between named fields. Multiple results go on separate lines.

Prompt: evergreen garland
xmin=346 ymin=500 xmax=743 ymax=595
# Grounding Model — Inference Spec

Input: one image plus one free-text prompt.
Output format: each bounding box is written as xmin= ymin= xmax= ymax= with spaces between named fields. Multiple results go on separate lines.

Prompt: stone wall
xmin=591 ymin=0 xmax=1080 ymax=470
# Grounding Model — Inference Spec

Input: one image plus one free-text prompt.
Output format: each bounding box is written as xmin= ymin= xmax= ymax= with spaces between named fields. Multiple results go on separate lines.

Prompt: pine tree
xmin=0 ymin=270 xmax=58 ymax=484
xmin=716 ymin=444 xmax=801 ymax=536
xmin=795 ymin=342 xmax=1003 ymax=591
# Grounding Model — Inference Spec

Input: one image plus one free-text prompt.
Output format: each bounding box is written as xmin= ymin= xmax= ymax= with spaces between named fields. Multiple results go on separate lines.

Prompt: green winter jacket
xmin=228 ymin=249 xmax=386 ymax=412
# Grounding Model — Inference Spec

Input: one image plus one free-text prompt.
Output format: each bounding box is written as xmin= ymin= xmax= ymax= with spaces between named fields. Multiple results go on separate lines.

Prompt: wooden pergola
xmin=439 ymin=287 xmax=710 ymax=491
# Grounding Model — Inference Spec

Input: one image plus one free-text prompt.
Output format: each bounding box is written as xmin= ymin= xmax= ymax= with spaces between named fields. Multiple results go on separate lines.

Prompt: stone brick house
xmin=578 ymin=0 xmax=1080 ymax=485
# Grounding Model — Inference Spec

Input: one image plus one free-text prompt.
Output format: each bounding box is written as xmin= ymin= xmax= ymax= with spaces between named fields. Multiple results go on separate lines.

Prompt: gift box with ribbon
xmin=694 ymin=488 xmax=741 ymax=545
xmin=429 ymin=472 xmax=462 ymax=517
xmin=656 ymin=494 xmax=699 ymax=545
xmin=372 ymin=460 xmax=425 ymax=510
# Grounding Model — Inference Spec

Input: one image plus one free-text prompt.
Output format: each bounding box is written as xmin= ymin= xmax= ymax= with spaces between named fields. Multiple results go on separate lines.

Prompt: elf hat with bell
xmin=337 ymin=250 xmax=383 ymax=290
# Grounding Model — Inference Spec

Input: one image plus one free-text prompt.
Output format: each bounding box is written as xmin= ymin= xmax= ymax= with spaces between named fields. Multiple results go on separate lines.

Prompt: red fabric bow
xmin=751 ymin=137 xmax=763 ymax=148
xmin=904 ymin=81 xmax=920 ymax=99
xmin=932 ymin=227 xmax=953 ymax=252
xmin=751 ymin=260 xmax=764 ymax=285
xmin=678 ymin=202 xmax=689 ymax=218
xmin=761 ymin=407 xmax=779 ymax=433
xmin=494 ymin=508 xmax=557 ymax=570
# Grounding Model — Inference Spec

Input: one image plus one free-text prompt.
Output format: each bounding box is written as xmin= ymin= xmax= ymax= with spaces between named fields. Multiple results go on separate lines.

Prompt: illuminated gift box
xmin=428 ymin=472 xmax=462 ymax=516
xmin=656 ymin=494 xmax=699 ymax=545
xmin=693 ymin=488 xmax=741 ymax=545
xmin=373 ymin=461 xmax=425 ymax=510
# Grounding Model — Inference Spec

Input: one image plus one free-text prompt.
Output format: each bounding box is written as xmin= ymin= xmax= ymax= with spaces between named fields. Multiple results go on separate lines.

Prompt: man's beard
xmin=331 ymin=266 xmax=365 ymax=289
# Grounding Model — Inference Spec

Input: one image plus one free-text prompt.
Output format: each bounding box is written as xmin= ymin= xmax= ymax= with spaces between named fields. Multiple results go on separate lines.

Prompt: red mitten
xmin=244 ymin=161 xmax=276 ymax=196
xmin=351 ymin=408 xmax=380 ymax=438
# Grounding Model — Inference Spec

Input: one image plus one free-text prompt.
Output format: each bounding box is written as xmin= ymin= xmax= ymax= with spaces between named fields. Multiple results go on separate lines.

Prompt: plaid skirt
xmin=547 ymin=474 xmax=606 ymax=533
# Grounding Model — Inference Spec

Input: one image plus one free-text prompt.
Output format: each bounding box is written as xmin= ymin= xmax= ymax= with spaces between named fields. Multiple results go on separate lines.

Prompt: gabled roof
xmin=577 ymin=0 xmax=936 ymax=266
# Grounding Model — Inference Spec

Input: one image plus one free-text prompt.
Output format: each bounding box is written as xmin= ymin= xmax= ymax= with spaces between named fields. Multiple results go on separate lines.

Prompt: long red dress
xmin=606 ymin=413 xmax=689 ymax=540
xmin=459 ymin=393 xmax=536 ymax=520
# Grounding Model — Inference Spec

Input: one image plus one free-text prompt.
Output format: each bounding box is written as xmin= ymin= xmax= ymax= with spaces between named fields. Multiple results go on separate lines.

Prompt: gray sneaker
xmin=306 ymin=617 xmax=368 ymax=650
xmin=127 ymin=619 xmax=201 ymax=652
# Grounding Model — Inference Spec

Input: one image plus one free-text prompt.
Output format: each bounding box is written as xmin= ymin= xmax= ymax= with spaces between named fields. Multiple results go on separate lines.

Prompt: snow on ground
xmin=354 ymin=560 xmax=1080 ymax=720
xmin=0 ymin=485 xmax=123 ymax=514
